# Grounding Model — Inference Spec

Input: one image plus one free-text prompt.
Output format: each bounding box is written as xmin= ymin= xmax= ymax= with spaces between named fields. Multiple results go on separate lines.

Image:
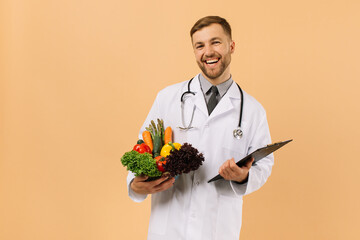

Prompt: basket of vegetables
xmin=121 ymin=119 xmax=205 ymax=180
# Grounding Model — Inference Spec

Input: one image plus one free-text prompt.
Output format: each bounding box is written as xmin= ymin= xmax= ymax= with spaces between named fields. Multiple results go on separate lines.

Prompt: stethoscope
xmin=179 ymin=77 xmax=244 ymax=139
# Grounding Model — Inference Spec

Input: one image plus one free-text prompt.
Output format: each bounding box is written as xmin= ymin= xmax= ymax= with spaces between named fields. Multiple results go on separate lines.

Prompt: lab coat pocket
xmin=215 ymin=195 xmax=243 ymax=240
xmin=221 ymin=137 xmax=247 ymax=162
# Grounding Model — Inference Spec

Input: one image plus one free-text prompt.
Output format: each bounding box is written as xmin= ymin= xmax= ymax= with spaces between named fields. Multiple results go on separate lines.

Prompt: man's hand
xmin=130 ymin=175 xmax=175 ymax=195
xmin=219 ymin=158 xmax=254 ymax=183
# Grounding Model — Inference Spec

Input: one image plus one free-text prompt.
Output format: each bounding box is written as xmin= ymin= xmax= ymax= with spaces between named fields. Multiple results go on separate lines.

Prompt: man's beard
xmin=197 ymin=55 xmax=231 ymax=80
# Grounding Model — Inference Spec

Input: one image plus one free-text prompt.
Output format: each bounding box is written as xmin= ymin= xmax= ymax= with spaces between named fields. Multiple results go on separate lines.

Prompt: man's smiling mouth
xmin=204 ymin=58 xmax=220 ymax=64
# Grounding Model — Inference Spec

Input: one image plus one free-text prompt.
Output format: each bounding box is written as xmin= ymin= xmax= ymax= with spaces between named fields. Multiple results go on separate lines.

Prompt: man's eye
xmin=212 ymin=41 xmax=220 ymax=45
xmin=196 ymin=45 xmax=204 ymax=49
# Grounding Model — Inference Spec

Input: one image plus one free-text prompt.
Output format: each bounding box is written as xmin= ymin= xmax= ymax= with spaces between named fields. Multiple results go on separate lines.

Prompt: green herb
xmin=121 ymin=150 xmax=162 ymax=177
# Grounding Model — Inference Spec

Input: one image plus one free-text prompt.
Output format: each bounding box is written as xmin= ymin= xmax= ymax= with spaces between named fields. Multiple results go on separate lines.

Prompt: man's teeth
xmin=206 ymin=59 xmax=219 ymax=64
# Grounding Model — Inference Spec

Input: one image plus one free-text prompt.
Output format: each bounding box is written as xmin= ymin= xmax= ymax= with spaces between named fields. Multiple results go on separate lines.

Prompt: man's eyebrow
xmin=194 ymin=37 xmax=222 ymax=45
xmin=210 ymin=37 xmax=221 ymax=41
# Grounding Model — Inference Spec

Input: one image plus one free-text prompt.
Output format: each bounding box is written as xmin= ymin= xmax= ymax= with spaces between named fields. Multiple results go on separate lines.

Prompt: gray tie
xmin=207 ymin=86 xmax=219 ymax=115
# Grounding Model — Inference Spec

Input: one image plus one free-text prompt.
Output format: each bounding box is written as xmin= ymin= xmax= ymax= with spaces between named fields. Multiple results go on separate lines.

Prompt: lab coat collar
xmin=190 ymin=74 xmax=241 ymax=119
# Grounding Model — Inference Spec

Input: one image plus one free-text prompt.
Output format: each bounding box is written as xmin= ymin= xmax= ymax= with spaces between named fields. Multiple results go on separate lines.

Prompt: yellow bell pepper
xmin=160 ymin=142 xmax=181 ymax=157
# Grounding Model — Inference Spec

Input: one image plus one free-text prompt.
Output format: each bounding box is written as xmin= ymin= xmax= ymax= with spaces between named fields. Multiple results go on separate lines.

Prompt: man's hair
xmin=190 ymin=16 xmax=232 ymax=39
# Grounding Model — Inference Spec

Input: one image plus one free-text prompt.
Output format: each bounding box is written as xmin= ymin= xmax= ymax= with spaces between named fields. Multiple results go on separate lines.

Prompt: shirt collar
xmin=199 ymin=73 xmax=234 ymax=98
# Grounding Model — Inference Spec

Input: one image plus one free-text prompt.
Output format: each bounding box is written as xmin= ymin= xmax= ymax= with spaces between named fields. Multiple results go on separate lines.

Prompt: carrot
xmin=164 ymin=126 xmax=172 ymax=144
xmin=142 ymin=130 xmax=153 ymax=151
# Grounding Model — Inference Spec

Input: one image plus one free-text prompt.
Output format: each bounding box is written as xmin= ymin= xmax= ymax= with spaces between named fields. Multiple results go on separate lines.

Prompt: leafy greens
xmin=121 ymin=150 xmax=162 ymax=177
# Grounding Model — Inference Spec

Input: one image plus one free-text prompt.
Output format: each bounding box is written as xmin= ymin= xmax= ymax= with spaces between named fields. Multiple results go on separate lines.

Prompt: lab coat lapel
xmin=189 ymin=76 xmax=208 ymax=117
xmin=209 ymin=81 xmax=240 ymax=119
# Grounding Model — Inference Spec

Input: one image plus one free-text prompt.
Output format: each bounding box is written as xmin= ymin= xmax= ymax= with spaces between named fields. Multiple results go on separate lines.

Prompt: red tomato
xmin=155 ymin=156 xmax=166 ymax=172
xmin=156 ymin=161 xmax=166 ymax=172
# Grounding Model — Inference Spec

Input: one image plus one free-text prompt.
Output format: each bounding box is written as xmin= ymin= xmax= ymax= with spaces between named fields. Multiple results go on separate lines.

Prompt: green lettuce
xmin=121 ymin=150 xmax=162 ymax=177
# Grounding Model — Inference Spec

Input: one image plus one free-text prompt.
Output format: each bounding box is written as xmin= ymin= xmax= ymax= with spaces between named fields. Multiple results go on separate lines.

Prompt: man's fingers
xmin=229 ymin=158 xmax=239 ymax=171
xmin=244 ymin=157 xmax=254 ymax=169
xmin=218 ymin=157 xmax=254 ymax=182
xmin=134 ymin=175 xmax=149 ymax=182
xmin=219 ymin=159 xmax=235 ymax=180
xmin=153 ymin=175 xmax=170 ymax=186
xmin=219 ymin=160 xmax=228 ymax=175
xmin=152 ymin=177 xmax=175 ymax=193
xmin=222 ymin=159 xmax=232 ymax=170
xmin=132 ymin=175 xmax=175 ymax=195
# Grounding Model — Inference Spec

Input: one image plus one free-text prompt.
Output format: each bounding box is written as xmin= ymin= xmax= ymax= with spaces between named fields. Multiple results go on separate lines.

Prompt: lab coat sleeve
xmin=229 ymin=113 xmax=274 ymax=196
xmin=127 ymin=171 xmax=147 ymax=202
xmin=127 ymin=92 xmax=162 ymax=202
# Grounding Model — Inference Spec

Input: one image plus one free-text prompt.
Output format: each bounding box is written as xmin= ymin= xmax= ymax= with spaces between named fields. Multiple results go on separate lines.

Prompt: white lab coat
xmin=127 ymin=74 xmax=274 ymax=240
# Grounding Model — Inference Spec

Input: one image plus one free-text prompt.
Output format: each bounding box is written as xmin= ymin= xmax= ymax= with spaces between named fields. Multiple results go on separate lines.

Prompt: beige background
xmin=1 ymin=0 xmax=360 ymax=239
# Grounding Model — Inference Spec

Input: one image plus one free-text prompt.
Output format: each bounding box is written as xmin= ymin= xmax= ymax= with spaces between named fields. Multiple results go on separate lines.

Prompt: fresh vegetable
xmin=157 ymin=161 xmax=166 ymax=172
xmin=133 ymin=143 xmax=151 ymax=154
xmin=142 ymin=131 xmax=153 ymax=151
xmin=121 ymin=150 xmax=162 ymax=177
xmin=146 ymin=119 xmax=165 ymax=157
xmin=121 ymin=118 xmax=205 ymax=181
xmin=154 ymin=156 xmax=167 ymax=172
xmin=158 ymin=119 xmax=165 ymax=145
xmin=164 ymin=126 xmax=172 ymax=144
xmin=154 ymin=156 xmax=164 ymax=161
xmin=160 ymin=142 xmax=181 ymax=157
xmin=165 ymin=143 xmax=205 ymax=177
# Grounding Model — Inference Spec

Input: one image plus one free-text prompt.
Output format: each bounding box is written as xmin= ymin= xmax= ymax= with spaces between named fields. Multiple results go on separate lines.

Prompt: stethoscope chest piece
xmin=233 ymin=127 xmax=243 ymax=139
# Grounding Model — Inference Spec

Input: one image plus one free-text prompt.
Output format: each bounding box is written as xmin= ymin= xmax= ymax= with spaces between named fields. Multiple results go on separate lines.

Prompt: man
xmin=127 ymin=16 xmax=273 ymax=240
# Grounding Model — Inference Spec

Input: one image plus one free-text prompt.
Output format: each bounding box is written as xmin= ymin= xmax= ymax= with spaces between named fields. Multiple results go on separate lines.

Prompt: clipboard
xmin=207 ymin=139 xmax=293 ymax=183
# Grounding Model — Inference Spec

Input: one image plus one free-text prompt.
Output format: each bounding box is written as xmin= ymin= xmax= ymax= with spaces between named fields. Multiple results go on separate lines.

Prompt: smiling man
xmin=192 ymin=20 xmax=234 ymax=84
xmin=127 ymin=16 xmax=274 ymax=240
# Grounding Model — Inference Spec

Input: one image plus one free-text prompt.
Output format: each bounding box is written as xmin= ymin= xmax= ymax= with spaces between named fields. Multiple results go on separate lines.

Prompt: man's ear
xmin=230 ymin=41 xmax=235 ymax=53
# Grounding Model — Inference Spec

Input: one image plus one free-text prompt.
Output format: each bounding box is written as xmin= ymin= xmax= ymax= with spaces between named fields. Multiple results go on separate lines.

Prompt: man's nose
xmin=204 ymin=45 xmax=215 ymax=57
